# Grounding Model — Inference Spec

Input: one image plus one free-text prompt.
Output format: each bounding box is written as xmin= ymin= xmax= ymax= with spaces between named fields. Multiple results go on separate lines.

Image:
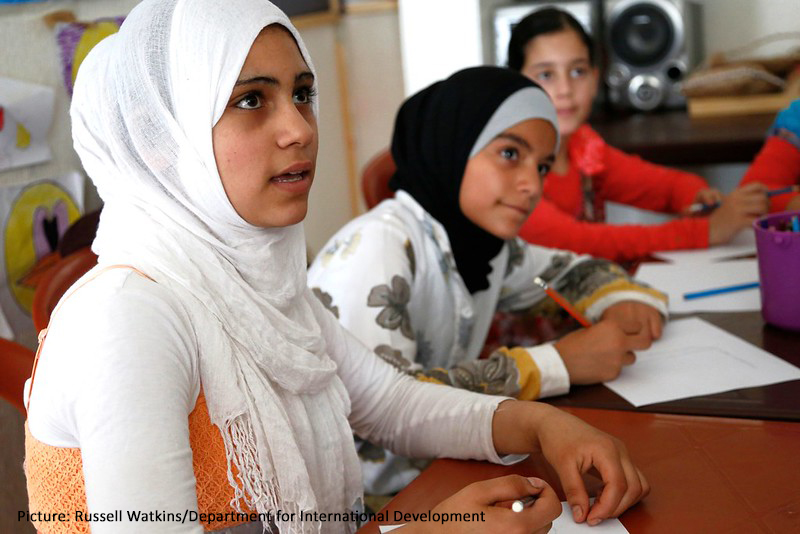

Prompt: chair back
xmin=32 ymin=247 xmax=98 ymax=332
xmin=0 ymin=338 xmax=35 ymax=414
xmin=361 ymin=148 xmax=396 ymax=209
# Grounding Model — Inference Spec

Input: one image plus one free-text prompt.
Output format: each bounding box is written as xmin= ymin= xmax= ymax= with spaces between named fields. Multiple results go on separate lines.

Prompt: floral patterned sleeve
xmin=308 ymin=222 xmax=540 ymax=399
xmin=308 ymin=219 xmax=421 ymax=372
xmin=498 ymin=238 xmax=668 ymax=321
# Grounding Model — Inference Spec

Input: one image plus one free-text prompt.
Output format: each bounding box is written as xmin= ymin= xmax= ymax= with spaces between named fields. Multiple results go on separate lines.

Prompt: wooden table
xmin=548 ymin=311 xmax=800 ymax=421
xmin=590 ymin=110 xmax=773 ymax=166
xmin=358 ymin=407 xmax=800 ymax=534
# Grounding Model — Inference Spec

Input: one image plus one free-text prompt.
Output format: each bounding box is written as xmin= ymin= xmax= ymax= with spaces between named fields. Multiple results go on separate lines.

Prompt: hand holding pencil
xmin=707 ymin=182 xmax=771 ymax=245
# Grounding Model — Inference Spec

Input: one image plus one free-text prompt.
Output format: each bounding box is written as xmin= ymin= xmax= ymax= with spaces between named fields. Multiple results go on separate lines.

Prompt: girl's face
xmin=459 ymin=119 xmax=557 ymax=240
xmin=521 ymin=29 xmax=599 ymax=138
xmin=213 ymin=25 xmax=318 ymax=228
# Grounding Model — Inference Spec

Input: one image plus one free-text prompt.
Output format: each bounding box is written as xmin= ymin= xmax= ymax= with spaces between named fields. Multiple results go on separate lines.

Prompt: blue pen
xmin=792 ymin=215 xmax=799 ymax=233
xmin=683 ymin=282 xmax=760 ymax=300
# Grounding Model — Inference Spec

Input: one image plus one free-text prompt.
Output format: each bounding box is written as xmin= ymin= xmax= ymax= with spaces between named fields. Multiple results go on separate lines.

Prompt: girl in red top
xmin=507 ymin=7 xmax=768 ymax=263
xmin=739 ymin=98 xmax=800 ymax=212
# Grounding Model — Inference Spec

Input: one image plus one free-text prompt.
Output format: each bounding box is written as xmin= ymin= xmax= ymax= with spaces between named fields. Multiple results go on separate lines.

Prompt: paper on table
xmin=379 ymin=502 xmax=628 ymax=533
xmin=605 ymin=317 xmax=800 ymax=407
xmin=635 ymin=259 xmax=760 ymax=313
xmin=652 ymin=228 xmax=756 ymax=264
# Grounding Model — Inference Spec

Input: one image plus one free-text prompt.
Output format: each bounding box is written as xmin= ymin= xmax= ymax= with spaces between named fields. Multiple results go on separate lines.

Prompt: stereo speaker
xmin=605 ymin=0 xmax=703 ymax=111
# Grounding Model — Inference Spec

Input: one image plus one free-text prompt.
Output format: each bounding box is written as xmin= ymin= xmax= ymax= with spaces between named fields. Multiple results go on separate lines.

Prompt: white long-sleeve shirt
xmin=25 ymin=267 xmax=517 ymax=533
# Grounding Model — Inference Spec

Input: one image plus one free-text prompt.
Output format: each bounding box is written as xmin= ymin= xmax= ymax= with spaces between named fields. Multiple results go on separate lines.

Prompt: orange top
xmin=25 ymin=393 xmax=252 ymax=533
xmin=24 ymin=265 xmax=253 ymax=533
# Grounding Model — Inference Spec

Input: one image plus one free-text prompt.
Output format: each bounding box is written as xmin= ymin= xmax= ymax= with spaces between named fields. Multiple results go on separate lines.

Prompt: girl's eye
xmin=501 ymin=147 xmax=519 ymax=161
xmin=538 ymin=163 xmax=551 ymax=177
xmin=536 ymin=71 xmax=553 ymax=82
xmin=570 ymin=67 xmax=587 ymax=78
xmin=234 ymin=92 xmax=263 ymax=110
xmin=294 ymin=86 xmax=318 ymax=105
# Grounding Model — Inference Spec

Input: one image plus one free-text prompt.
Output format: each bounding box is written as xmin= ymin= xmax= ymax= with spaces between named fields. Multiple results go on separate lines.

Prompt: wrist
xmin=491 ymin=399 xmax=554 ymax=456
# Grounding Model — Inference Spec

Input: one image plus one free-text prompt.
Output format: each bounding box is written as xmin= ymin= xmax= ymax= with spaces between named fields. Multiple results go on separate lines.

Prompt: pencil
xmin=687 ymin=186 xmax=800 ymax=214
xmin=533 ymin=276 xmax=592 ymax=327
xmin=683 ymin=281 xmax=759 ymax=300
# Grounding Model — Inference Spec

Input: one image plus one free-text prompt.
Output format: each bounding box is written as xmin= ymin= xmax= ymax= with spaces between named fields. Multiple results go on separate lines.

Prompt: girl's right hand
xmin=402 ymin=475 xmax=561 ymax=534
xmin=708 ymin=182 xmax=769 ymax=245
xmin=554 ymin=319 xmax=652 ymax=385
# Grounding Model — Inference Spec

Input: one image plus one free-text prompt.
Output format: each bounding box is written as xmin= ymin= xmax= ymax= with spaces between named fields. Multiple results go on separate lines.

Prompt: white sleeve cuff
xmin=526 ymin=344 xmax=570 ymax=398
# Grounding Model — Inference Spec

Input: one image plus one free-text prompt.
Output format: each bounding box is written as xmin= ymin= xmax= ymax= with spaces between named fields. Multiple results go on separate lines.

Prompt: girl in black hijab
xmin=309 ymin=67 xmax=660 ymax=514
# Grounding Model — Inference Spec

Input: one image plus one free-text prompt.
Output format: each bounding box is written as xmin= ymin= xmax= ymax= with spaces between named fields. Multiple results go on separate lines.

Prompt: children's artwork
xmin=0 ymin=172 xmax=84 ymax=345
xmin=0 ymin=77 xmax=55 ymax=172
xmin=55 ymin=16 xmax=126 ymax=96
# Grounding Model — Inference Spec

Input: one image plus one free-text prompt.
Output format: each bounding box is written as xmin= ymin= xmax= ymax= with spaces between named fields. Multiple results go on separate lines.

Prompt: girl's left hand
xmin=692 ymin=187 xmax=724 ymax=210
xmin=491 ymin=402 xmax=650 ymax=527
xmin=600 ymin=301 xmax=664 ymax=342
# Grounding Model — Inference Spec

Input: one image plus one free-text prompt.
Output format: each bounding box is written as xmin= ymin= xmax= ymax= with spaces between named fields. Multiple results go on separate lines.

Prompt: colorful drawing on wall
xmin=0 ymin=172 xmax=84 ymax=345
xmin=56 ymin=16 xmax=125 ymax=96
xmin=0 ymin=77 xmax=55 ymax=173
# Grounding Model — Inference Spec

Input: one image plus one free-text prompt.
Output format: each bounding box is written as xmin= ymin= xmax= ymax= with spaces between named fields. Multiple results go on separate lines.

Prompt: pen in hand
xmin=512 ymin=495 xmax=537 ymax=512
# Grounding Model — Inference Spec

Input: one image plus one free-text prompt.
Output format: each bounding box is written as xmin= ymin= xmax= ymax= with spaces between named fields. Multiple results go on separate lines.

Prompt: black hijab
xmin=389 ymin=66 xmax=554 ymax=293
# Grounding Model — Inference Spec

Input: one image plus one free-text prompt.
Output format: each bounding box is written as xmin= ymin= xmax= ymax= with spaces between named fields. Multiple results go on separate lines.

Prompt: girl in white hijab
xmin=24 ymin=0 xmax=647 ymax=533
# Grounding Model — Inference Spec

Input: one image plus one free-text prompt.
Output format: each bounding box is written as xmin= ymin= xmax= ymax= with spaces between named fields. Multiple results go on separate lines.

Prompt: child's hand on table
xmin=601 ymin=300 xmax=664 ymax=341
xmin=491 ymin=401 xmax=650 ymax=527
xmin=553 ymin=319 xmax=651 ymax=384
xmin=709 ymin=182 xmax=769 ymax=245
xmin=400 ymin=475 xmax=560 ymax=533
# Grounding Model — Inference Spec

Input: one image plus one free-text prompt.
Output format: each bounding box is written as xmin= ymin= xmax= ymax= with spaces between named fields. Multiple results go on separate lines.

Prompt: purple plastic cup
xmin=754 ymin=211 xmax=800 ymax=331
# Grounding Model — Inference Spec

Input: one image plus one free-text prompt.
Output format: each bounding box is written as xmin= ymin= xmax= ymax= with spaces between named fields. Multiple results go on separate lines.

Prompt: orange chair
xmin=32 ymin=247 xmax=98 ymax=333
xmin=361 ymin=148 xmax=397 ymax=209
xmin=0 ymin=338 xmax=35 ymax=415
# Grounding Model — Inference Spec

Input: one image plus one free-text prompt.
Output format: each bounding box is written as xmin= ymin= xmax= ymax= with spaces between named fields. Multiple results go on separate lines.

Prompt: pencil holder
xmin=754 ymin=210 xmax=800 ymax=331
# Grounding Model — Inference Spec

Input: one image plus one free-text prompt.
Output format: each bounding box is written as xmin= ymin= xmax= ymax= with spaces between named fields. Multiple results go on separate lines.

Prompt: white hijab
xmin=70 ymin=0 xmax=362 ymax=531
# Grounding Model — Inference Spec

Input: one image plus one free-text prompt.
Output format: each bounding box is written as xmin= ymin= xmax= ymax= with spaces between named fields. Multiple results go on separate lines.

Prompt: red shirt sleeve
xmin=740 ymin=136 xmax=800 ymax=212
xmin=520 ymin=197 xmax=709 ymax=263
xmin=598 ymin=144 xmax=708 ymax=213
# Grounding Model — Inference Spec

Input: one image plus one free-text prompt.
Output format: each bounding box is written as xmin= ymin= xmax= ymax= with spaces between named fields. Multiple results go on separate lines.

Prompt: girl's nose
xmin=276 ymin=104 xmax=315 ymax=148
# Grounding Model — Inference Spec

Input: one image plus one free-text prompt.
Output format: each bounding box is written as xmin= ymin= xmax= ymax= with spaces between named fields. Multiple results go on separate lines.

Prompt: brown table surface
xmin=547 ymin=311 xmax=800 ymax=422
xmin=590 ymin=110 xmax=773 ymax=166
xmin=358 ymin=407 xmax=800 ymax=534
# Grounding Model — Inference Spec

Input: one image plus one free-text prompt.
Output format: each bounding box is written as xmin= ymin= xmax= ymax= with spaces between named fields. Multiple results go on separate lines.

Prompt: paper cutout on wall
xmin=0 ymin=172 xmax=84 ymax=346
xmin=56 ymin=16 xmax=125 ymax=96
xmin=0 ymin=77 xmax=55 ymax=172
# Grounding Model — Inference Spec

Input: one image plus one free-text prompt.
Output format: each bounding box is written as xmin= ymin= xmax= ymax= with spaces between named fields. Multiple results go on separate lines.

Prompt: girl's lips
xmin=270 ymin=171 xmax=312 ymax=194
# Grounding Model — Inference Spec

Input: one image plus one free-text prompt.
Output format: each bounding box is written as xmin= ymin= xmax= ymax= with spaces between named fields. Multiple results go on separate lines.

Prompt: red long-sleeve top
xmin=739 ymin=136 xmax=800 ymax=212
xmin=520 ymin=124 xmax=710 ymax=263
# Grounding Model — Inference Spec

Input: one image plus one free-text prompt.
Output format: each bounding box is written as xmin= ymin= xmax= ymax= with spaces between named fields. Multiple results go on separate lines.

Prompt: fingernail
xmin=526 ymin=477 xmax=545 ymax=489
xmin=572 ymin=505 xmax=582 ymax=521
xmin=588 ymin=518 xmax=602 ymax=526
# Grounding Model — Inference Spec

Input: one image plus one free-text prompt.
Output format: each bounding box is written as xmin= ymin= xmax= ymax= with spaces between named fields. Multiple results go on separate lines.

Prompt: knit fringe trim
xmin=221 ymin=415 xmax=322 ymax=534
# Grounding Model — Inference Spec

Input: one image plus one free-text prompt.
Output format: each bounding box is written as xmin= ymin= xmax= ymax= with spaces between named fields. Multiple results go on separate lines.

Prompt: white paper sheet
xmin=379 ymin=502 xmax=628 ymax=532
xmin=635 ymin=259 xmax=760 ymax=313
xmin=0 ymin=77 xmax=55 ymax=172
xmin=651 ymin=228 xmax=756 ymax=264
xmin=605 ymin=317 xmax=800 ymax=407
